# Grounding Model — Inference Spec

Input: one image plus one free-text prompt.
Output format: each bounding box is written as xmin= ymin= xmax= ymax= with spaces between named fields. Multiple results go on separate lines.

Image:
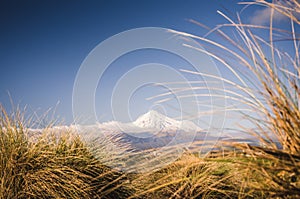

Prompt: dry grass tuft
xmin=0 ymin=105 xmax=131 ymax=198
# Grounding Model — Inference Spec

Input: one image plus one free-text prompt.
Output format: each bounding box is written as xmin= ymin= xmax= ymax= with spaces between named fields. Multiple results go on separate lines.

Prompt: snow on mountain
xmin=132 ymin=110 xmax=201 ymax=132
xmin=133 ymin=110 xmax=177 ymax=130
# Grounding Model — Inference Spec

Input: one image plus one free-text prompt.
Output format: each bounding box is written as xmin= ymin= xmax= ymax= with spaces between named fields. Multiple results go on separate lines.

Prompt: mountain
xmin=133 ymin=110 xmax=178 ymax=130
xmin=27 ymin=111 xmax=203 ymax=151
xmin=96 ymin=110 xmax=202 ymax=139
xmin=133 ymin=110 xmax=201 ymax=132
xmin=98 ymin=110 xmax=202 ymax=150
xmin=25 ymin=111 xmax=262 ymax=156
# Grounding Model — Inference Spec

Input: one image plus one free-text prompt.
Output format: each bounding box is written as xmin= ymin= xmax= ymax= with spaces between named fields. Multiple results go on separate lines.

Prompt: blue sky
xmin=0 ymin=0 xmax=281 ymax=125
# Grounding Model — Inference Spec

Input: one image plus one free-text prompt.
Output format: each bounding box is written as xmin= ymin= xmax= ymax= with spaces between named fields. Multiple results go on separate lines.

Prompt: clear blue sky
xmin=0 ymin=0 xmax=260 ymax=124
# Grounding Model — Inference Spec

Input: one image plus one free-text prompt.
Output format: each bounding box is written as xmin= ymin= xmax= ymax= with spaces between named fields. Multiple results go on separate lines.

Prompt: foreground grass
xmin=130 ymin=154 xmax=243 ymax=199
xmin=0 ymin=106 xmax=131 ymax=199
xmin=130 ymin=152 xmax=299 ymax=199
xmin=0 ymin=105 xmax=299 ymax=198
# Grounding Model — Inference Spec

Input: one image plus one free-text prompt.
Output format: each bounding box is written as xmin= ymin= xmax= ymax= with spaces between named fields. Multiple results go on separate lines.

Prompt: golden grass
xmin=0 ymin=105 xmax=131 ymax=198
xmin=130 ymin=154 xmax=238 ymax=199
xmin=154 ymin=0 xmax=300 ymax=198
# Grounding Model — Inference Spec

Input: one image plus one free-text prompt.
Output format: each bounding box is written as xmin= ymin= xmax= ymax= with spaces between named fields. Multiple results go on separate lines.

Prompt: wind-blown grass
xmin=153 ymin=0 xmax=300 ymax=197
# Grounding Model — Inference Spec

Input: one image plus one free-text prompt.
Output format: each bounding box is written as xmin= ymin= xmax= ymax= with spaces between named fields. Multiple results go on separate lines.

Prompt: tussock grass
xmin=130 ymin=154 xmax=241 ymax=199
xmin=0 ymin=105 xmax=131 ymax=199
xmin=155 ymin=0 xmax=300 ymax=198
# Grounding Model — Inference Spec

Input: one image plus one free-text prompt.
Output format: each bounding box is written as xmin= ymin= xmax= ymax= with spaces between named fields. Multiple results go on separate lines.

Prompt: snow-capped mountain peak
xmin=132 ymin=110 xmax=201 ymax=132
xmin=133 ymin=110 xmax=178 ymax=130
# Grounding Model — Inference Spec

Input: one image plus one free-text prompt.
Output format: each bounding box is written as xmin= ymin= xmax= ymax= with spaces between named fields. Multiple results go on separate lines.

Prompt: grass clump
xmin=131 ymin=154 xmax=229 ymax=199
xmin=130 ymin=154 xmax=269 ymax=199
xmin=0 ymin=105 xmax=131 ymax=199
